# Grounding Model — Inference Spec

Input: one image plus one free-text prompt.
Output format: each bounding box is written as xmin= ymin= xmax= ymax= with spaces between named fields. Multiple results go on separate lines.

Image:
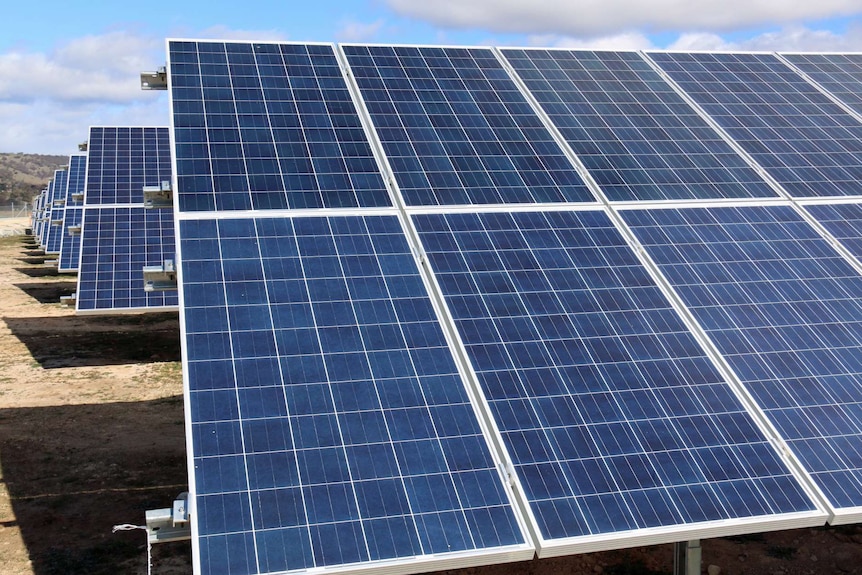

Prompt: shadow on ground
xmin=18 ymin=257 xmax=47 ymax=265
xmin=14 ymin=267 xmax=59 ymax=278
xmin=0 ymin=398 xmax=191 ymax=575
xmin=3 ymin=313 xmax=181 ymax=368
xmin=14 ymin=281 xmax=77 ymax=304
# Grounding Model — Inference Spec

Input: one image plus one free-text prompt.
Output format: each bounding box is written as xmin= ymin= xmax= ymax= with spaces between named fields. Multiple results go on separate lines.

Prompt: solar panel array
xmin=168 ymin=39 xmax=541 ymax=575
xmin=412 ymin=209 xmax=820 ymax=551
xmin=160 ymin=39 xmax=862 ymax=575
xmin=75 ymin=126 xmax=178 ymax=314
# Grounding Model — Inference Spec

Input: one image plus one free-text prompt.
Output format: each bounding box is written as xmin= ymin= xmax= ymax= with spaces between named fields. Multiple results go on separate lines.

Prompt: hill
xmin=0 ymin=153 xmax=69 ymax=206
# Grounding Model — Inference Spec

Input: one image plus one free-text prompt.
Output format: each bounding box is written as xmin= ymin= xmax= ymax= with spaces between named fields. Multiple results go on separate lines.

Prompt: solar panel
xmin=75 ymin=127 xmax=178 ymax=314
xmin=648 ymin=52 xmax=862 ymax=198
xmin=66 ymin=153 xmax=87 ymax=205
xmin=168 ymin=41 xmax=391 ymax=212
xmin=178 ymin=213 xmax=532 ymax=575
xmin=32 ymin=190 xmax=46 ymax=246
xmin=58 ymin=206 xmax=83 ymax=273
xmin=58 ymin=154 xmax=87 ymax=273
xmin=39 ymin=177 xmax=55 ymax=249
xmin=803 ymin=201 xmax=862 ymax=261
xmin=412 ymin=208 xmax=823 ymax=553
xmin=45 ymin=169 xmax=68 ymax=255
xmin=622 ymin=204 xmax=862 ymax=522
xmin=500 ymin=49 xmax=777 ymax=202
xmin=781 ymin=53 xmax=862 ymax=117
xmin=76 ymin=207 xmax=177 ymax=314
xmin=84 ymin=126 xmax=172 ymax=204
xmin=342 ymin=45 xmax=594 ymax=206
xmin=167 ymin=39 xmax=542 ymax=575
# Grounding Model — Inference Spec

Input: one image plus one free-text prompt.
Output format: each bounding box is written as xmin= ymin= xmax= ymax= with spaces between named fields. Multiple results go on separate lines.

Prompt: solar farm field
xmin=0 ymin=229 xmax=190 ymax=575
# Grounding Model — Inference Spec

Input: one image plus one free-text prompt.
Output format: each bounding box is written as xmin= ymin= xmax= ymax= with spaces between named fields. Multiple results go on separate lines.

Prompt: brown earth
xmin=0 ymin=224 xmax=860 ymax=575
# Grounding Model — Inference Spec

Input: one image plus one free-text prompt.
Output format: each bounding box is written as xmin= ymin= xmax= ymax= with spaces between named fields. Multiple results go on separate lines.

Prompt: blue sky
xmin=3 ymin=0 xmax=862 ymax=154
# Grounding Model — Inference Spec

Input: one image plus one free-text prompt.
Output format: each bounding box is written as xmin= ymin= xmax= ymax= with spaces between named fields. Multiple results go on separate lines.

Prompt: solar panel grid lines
xmin=621 ymin=203 xmax=862 ymax=523
xmin=174 ymin=210 xmax=533 ymax=575
xmin=802 ymin=200 xmax=862 ymax=270
xmin=166 ymin=39 xmax=392 ymax=213
xmin=779 ymin=53 xmax=862 ymax=119
xmin=75 ymin=206 xmax=178 ymax=314
xmin=339 ymin=43 xmax=595 ymax=207
xmin=498 ymin=48 xmax=780 ymax=203
xmin=410 ymin=206 xmax=825 ymax=556
xmin=647 ymin=51 xmax=862 ymax=198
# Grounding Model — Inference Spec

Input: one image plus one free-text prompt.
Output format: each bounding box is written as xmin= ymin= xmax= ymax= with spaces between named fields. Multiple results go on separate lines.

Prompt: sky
xmin=3 ymin=0 xmax=862 ymax=154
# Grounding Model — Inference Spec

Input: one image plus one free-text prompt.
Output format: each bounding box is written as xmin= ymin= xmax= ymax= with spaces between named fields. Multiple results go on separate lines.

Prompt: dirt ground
xmin=0 ymin=220 xmax=861 ymax=575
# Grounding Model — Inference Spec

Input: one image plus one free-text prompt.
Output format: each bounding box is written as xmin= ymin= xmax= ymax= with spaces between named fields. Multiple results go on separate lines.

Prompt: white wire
xmin=112 ymin=524 xmax=151 ymax=575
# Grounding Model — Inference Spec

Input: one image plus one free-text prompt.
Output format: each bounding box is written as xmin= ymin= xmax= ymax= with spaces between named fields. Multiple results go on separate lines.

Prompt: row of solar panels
xmin=154 ymin=42 xmax=862 ymax=575
xmin=29 ymin=127 xmax=178 ymax=314
xmin=27 ymin=42 xmax=862 ymax=575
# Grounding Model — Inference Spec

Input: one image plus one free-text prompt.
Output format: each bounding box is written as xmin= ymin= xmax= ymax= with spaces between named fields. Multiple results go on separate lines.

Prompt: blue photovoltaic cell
xmin=805 ymin=202 xmax=862 ymax=260
xmin=501 ymin=49 xmax=777 ymax=202
xmin=168 ymin=41 xmax=391 ymax=212
xmin=58 ymin=206 xmax=83 ymax=273
xmin=782 ymin=53 xmax=862 ymax=117
xmin=343 ymin=45 xmax=594 ymax=206
xmin=84 ymin=127 xmax=172 ymax=204
xmin=45 ymin=169 xmax=68 ymax=255
xmin=650 ymin=52 xmax=862 ymax=198
xmin=77 ymin=207 xmax=177 ymax=312
xmin=180 ymin=214 xmax=526 ymax=575
xmin=623 ymin=205 xmax=862 ymax=511
xmin=58 ymin=155 xmax=87 ymax=273
xmin=412 ymin=209 xmax=816 ymax=543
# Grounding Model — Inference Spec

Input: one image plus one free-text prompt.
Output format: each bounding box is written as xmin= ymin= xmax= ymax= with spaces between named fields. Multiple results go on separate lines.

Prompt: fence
xmin=0 ymin=203 xmax=31 ymax=218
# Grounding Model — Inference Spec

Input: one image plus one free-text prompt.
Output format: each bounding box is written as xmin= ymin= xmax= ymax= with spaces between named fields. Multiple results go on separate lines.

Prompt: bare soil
xmin=0 ymin=226 xmax=860 ymax=575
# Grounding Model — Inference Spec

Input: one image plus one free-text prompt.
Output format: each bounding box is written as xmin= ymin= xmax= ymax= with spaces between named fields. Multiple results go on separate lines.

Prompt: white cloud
xmin=528 ymin=32 xmax=657 ymax=50
xmin=0 ymin=32 xmax=162 ymax=104
xmin=0 ymin=96 xmax=169 ymax=155
xmin=385 ymin=0 xmax=862 ymax=37
xmin=187 ymin=25 xmax=289 ymax=42
xmin=0 ymin=30 xmax=169 ymax=153
xmin=336 ymin=19 xmax=386 ymax=42
xmin=666 ymin=23 xmax=862 ymax=51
